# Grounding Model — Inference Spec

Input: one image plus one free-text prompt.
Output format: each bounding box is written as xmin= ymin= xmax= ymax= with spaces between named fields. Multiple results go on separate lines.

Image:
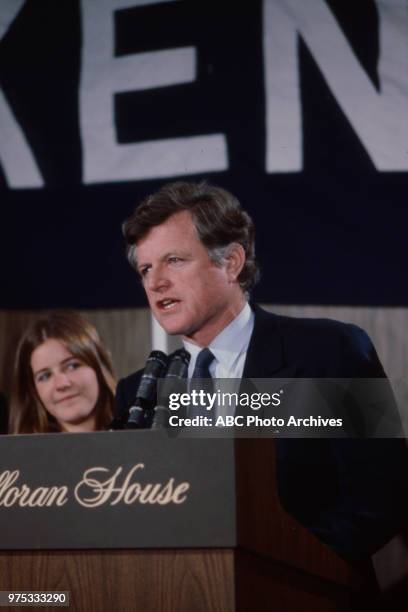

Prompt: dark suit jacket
xmin=115 ymin=305 xmax=408 ymax=562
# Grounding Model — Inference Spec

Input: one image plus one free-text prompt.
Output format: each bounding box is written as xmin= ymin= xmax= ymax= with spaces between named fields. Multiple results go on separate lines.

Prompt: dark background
xmin=0 ymin=0 xmax=405 ymax=309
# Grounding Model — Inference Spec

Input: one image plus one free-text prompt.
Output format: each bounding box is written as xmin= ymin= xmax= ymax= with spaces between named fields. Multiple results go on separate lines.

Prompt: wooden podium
xmin=0 ymin=432 xmax=378 ymax=611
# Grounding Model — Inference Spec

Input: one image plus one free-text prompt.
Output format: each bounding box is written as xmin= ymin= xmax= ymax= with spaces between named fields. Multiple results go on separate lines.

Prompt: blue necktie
xmin=190 ymin=348 xmax=214 ymax=418
xmin=192 ymin=348 xmax=214 ymax=380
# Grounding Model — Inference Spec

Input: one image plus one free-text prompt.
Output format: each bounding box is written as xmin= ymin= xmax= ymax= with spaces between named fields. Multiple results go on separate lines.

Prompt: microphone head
xmin=156 ymin=349 xmax=190 ymax=406
xmin=136 ymin=350 xmax=168 ymax=403
xmin=145 ymin=350 xmax=168 ymax=374
xmin=126 ymin=350 xmax=168 ymax=428
xmin=165 ymin=348 xmax=191 ymax=380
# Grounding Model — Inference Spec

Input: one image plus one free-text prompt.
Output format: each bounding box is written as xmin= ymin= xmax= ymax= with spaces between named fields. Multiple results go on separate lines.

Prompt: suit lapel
xmin=243 ymin=305 xmax=297 ymax=379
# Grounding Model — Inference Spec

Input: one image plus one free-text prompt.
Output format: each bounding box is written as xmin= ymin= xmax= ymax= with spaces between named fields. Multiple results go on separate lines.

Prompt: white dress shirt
xmin=183 ymin=303 xmax=254 ymax=419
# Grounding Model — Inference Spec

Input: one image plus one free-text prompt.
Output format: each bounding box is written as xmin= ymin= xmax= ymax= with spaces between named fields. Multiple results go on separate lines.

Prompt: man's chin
xmin=155 ymin=316 xmax=186 ymax=337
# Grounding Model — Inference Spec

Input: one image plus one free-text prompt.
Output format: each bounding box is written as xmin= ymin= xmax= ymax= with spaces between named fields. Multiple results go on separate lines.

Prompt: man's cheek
xmin=147 ymin=294 xmax=156 ymax=308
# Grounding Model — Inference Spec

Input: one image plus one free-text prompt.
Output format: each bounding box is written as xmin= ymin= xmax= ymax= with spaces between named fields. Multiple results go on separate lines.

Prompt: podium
xmin=0 ymin=431 xmax=377 ymax=611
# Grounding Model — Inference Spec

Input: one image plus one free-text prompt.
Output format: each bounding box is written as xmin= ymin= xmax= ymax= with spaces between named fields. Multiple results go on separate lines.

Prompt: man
xmin=115 ymin=181 xmax=407 ymax=563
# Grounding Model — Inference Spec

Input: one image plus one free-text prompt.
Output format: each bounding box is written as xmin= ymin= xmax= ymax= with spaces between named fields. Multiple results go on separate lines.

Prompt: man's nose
xmin=146 ymin=267 xmax=170 ymax=292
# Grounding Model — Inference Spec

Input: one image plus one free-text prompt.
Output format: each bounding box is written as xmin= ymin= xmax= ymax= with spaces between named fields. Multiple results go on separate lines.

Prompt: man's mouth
xmin=157 ymin=298 xmax=180 ymax=311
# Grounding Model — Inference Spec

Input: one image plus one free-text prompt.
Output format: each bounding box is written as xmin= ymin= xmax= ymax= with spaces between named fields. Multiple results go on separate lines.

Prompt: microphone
xmin=150 ymin=349 xmax=190 ymax=429
xmin=126 ymin=350 xmax=168 ymax=429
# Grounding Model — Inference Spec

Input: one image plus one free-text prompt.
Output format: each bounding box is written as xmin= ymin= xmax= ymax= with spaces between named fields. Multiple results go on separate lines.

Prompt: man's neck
xmin=183 ymin=294 xmax=247 ymax=348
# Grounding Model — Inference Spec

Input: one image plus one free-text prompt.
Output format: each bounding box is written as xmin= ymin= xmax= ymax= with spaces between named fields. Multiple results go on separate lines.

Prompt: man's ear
xmin=225 ymin=243 xmax=246 ymax=282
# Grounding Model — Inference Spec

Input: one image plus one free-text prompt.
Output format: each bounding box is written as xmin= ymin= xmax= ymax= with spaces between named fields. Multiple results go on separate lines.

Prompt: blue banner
xmin=1 ymin=0 xmax=407 ymax=307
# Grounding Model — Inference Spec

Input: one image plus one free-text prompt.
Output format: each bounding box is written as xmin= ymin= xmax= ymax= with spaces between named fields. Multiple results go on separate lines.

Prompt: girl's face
xmin=30 ymin=338 xmax=99 ymax=432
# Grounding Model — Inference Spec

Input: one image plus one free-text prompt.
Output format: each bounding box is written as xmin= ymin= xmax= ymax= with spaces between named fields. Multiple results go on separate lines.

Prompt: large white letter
xmin=80 ymin=0 xmax=228 ymax=183
xmin=264 ymin=0 xmax=408 ymax=172
xmin=0 ymin=0 xmax=44 ymax=188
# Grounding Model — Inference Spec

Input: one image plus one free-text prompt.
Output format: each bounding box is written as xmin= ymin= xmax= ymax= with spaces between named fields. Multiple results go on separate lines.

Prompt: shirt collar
xmin=183 ymin=302 xmax=254 ymax=374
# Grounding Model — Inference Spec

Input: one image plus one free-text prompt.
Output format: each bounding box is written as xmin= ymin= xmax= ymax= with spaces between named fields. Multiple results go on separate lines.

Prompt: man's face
xmin=135 ymin=210 xmax=244 ymax=346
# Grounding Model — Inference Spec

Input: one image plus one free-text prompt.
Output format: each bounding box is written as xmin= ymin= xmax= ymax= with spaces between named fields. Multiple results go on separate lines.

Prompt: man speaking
xmin=115 ymin=181 xmax=407 ymax=563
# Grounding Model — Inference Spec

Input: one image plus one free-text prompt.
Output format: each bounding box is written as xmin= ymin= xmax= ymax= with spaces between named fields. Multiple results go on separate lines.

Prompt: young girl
xmin=9 ymin=311 xmax=116 ymax=433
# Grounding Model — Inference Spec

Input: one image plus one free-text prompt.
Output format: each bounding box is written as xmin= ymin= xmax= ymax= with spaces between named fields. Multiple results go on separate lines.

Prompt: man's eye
xmin=168 ymin=256 xmax=182 ymax=264
xmin=139 ymin=267 xmax=150 ymax=278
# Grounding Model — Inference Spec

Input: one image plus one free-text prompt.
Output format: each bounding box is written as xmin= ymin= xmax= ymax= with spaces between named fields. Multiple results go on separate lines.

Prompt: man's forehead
xmin=136 ymin=211 xmax=198 ymax=246
xmin=134 ymin=210 xmax=200 ymax=263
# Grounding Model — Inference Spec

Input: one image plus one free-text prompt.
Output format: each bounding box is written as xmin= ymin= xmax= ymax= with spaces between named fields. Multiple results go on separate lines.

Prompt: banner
xmin=1 ymin=0 xmax=407 ymax=308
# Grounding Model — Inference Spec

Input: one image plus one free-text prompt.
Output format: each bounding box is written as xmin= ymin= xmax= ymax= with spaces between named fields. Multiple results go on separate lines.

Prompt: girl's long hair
xmin=9 ymin=311 xmax=116 ymax=433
